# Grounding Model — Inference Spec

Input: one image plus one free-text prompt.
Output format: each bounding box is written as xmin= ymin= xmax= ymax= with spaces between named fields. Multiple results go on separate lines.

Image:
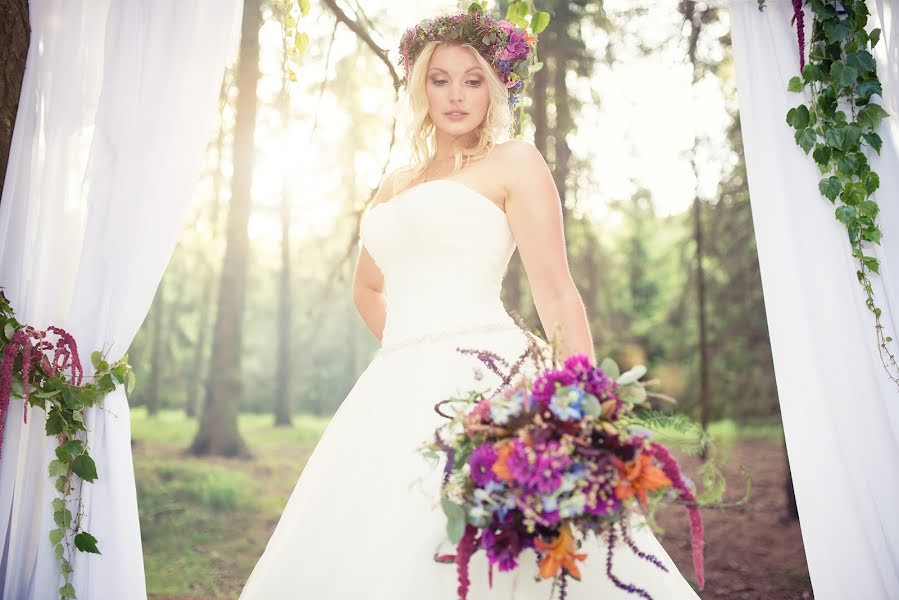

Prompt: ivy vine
xmin=760 ymin=0 xmax=897 ymax=387
xmin=0 ymin=290 xmax=135 ymax=599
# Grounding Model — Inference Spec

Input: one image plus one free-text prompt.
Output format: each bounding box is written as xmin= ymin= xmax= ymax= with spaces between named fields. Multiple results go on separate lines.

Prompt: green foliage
xmin=770 ymin=1 xmax=899 ymax=386
xmin=0 ymin=290 xmax=131 ymax=599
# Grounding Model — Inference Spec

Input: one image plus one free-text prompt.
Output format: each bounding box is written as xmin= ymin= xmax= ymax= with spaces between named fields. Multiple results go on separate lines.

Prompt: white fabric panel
xmin=728 ymin=0 xmax=899 ymax=598
xmin=0 ymin=2 xmax=242 ymax=598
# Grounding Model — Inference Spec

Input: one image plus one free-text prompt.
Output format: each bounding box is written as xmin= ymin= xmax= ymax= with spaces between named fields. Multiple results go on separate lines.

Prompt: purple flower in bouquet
xmin=506 ymin=438 xmax=572 ymax=495
xmin=531 ymin=370 xmax=576 ymax=409
xmin=482 ymin=511 xmax=531 ymax=572
xmin=470 ymin=443 xmax=499 ymax=486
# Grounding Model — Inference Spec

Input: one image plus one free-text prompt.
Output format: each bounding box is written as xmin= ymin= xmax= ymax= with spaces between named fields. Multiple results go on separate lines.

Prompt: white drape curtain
xmin=728 ymin=0 xmax=899 ymax=598
xmin=0 ymin=2 xmax=242 ymax=599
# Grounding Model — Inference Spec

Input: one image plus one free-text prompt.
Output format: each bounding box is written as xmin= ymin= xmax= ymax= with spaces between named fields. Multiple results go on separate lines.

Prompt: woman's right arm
xmin=352 ymin=171 xmax=396 ymax=342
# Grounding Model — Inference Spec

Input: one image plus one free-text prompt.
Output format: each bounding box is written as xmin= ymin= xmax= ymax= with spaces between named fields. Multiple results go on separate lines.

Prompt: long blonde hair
xmin=391 ymin=40 xmax=514 ymax=196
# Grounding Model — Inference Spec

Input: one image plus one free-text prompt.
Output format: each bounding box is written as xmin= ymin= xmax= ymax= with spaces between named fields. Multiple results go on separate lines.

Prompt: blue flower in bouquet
xmin=470 ymin=442 xmax=499 ymax=486
xmin=549 ymin=385 xmax=589 ymax=421
xmin=489 ymin=386 xmax=527 ymax=425
xmin=563 ymin=354 xmax=619 ymax=407
xmin=558 ymin=493 xmax=587 ymax=519
xmin=531 ymin=369 xmax=576 ymax=408
xmin=470 ymin=479 xmax=509 ymax=526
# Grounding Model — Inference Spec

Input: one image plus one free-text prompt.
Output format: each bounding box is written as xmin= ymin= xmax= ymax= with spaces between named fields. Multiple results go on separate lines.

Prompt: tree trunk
xmin=188 ymin=77 xmax=230 ymax=419
xmin=274 ymin=176 xmax=292 ymax=426
xmin=190 ymin=0 xmax=260 ymax=457
xmin=0 ymin=0 xmax=29 ymax=205
xmin=147 ymin=279 xmax=165 ymax=416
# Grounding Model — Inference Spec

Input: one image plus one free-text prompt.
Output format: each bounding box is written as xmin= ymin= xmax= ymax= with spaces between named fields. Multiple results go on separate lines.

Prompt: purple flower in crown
xmin=470 ymin=442 xmax=500 ymax=486
xmin=501 ymin=31 xmax=529 ymax=61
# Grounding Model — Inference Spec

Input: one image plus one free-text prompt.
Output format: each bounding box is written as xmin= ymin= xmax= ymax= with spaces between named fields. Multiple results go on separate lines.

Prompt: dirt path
xmin=654 ymin=437 xmax=813 ymax=599
xmin=149 ymin=437 xmax=813 ymax=599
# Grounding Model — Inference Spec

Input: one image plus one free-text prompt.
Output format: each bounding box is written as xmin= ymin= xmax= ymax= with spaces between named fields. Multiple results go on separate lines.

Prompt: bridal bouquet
xmin=418 ymin=332 xmax=717 ymax=600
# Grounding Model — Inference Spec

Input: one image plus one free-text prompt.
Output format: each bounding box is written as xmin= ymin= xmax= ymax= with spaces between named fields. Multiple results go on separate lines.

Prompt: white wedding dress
xmin=238 ymin=178 xmax=700 ymax=599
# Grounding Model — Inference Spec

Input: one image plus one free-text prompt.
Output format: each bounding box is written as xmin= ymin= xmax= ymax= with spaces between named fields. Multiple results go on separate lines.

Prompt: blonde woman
xmin=240 ymin=9 xmax=700 ymax=599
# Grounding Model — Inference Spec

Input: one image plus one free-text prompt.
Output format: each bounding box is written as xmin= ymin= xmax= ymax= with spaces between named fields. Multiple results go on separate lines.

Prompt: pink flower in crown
xmin=497 ymin=19 xmax=515 ymax=32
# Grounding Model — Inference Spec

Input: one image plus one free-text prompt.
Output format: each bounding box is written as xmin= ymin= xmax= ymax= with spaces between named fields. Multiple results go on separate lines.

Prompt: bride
xmin=239 ymin=9 xmax=700 ymax=599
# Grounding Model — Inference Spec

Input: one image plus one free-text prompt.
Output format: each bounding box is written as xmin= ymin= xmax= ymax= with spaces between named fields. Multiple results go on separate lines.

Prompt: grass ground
xmin=133 ymin=408 xmax=811 ymax=599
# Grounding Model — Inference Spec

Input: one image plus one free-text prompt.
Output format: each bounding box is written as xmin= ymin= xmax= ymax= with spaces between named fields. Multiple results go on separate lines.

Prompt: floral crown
xmin=398 ymin=6 xmax=540 ymax=108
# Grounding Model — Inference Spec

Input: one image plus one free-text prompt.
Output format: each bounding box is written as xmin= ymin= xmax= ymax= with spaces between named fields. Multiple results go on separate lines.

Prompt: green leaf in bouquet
xmin=90 ymin=350 xmax=102 ymax=369
xmin=48 ymin=459 xmax=68 ymax=478
xmin=617 ymin=365 xmax=647 ymax=386
xmin=618 ymin=383 xmax=646 ymax=405
xmin=441 ymin=497 xmax=466 ymax=544
xmin=694 ymin=458 xmax=727 ymax=504
xmin=580 ymin=392 xmax=601 ymax=418
xmin=599 ymin=357 xmax=620 ymax=379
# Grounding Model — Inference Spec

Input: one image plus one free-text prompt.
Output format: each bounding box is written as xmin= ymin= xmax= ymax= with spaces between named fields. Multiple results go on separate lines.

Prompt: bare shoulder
xmin=495 ymin=138 xmax=544 ymax=164
xmin=372 ymin=168 xmax=404 ymax=205
xmin=494 ymin=140 xmax=553 ymax=204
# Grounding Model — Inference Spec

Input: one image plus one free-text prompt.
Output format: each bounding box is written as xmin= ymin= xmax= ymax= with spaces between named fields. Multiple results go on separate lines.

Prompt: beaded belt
xmin=377 ymin=322 xmax=524 ymax=355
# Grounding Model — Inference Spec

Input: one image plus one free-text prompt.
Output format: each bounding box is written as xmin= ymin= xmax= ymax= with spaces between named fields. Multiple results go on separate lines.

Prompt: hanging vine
xmin=760 ymin=0 xmax=896 ymax=387
xmin=0 ymin=290 xmax=135 ymax=599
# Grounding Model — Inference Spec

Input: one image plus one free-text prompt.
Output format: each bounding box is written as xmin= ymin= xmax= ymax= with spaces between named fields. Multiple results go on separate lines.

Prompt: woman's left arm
xmin=500 ymin=139 xmax=596 ymax=364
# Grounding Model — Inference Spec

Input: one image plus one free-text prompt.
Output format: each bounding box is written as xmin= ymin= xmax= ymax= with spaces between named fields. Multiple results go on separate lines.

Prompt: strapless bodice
xmin=359 ymin=178 xmax=520 ymax=349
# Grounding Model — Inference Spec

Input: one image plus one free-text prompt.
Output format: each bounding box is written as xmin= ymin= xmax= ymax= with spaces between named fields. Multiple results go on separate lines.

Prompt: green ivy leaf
xmin=824 ymin=19 xmax=851 ymax=44
xmin=857 ymin=103 xmax=889 ymax=129
xmin=787 ymin=76 xmax=803 ymax=93
xmin=855 ymin=79 xmax=883 ymax=100
xmin=795 ymin=128 xmax=816 ymax=154
xmin=53 ymin=507 xmax=72 ymax=528
xmin=869 ymin=28 xmax=881 ymax=48
xmin=835 ymin=205 xmax=857 ymax=224
xmin=841 ymin=182 xmax=867 ymax=206
xmin=863 ymin=131 xmax=883 ymax=154
xmin=72 ymin=454 xmax=98 ymax=483
xmin=45 ymin=410 xmax=66 ymax=436
xmin=863 ymin=255 xmax=880 ymax=273
xmin=858 ymin=199 xmax=879 ymax=218
xmin=54 ymin=543 xmax=64 ymax=559
xmin=126 ymin=371 xmax=137 ymax=395
xmin=819 ymin=176 xmax=842 ymax=201
xmin=55 ymin=476 xmax=65 ymax=493
xmin=59 ymin=583 xmax=76 ymax=599
xmin=49 ymin=527 xmax=65 ymax=545
xmin=3 ymin=322 xmax=15 ymax=341
xmin=824 ymin=126 xmax=846 ymax=149
xmin=56 ymin=439 xmax=84 ymax=462
xmin=91 ymin=351 xmax=102 ymax=369
xmin=786 ymin=105 xmax=810 ymax=129
xmin=531 ymin=11 xmax=550 ymax=34
xmin=812 ymin=145 xmax=832 ymax=166
xmin=863 ymin=171 xmax=880 ymax=194
xmin=74 ymin=531 xmax=101 ymax=554
xmin=846 ymin=50 xmax=875 ymax=75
